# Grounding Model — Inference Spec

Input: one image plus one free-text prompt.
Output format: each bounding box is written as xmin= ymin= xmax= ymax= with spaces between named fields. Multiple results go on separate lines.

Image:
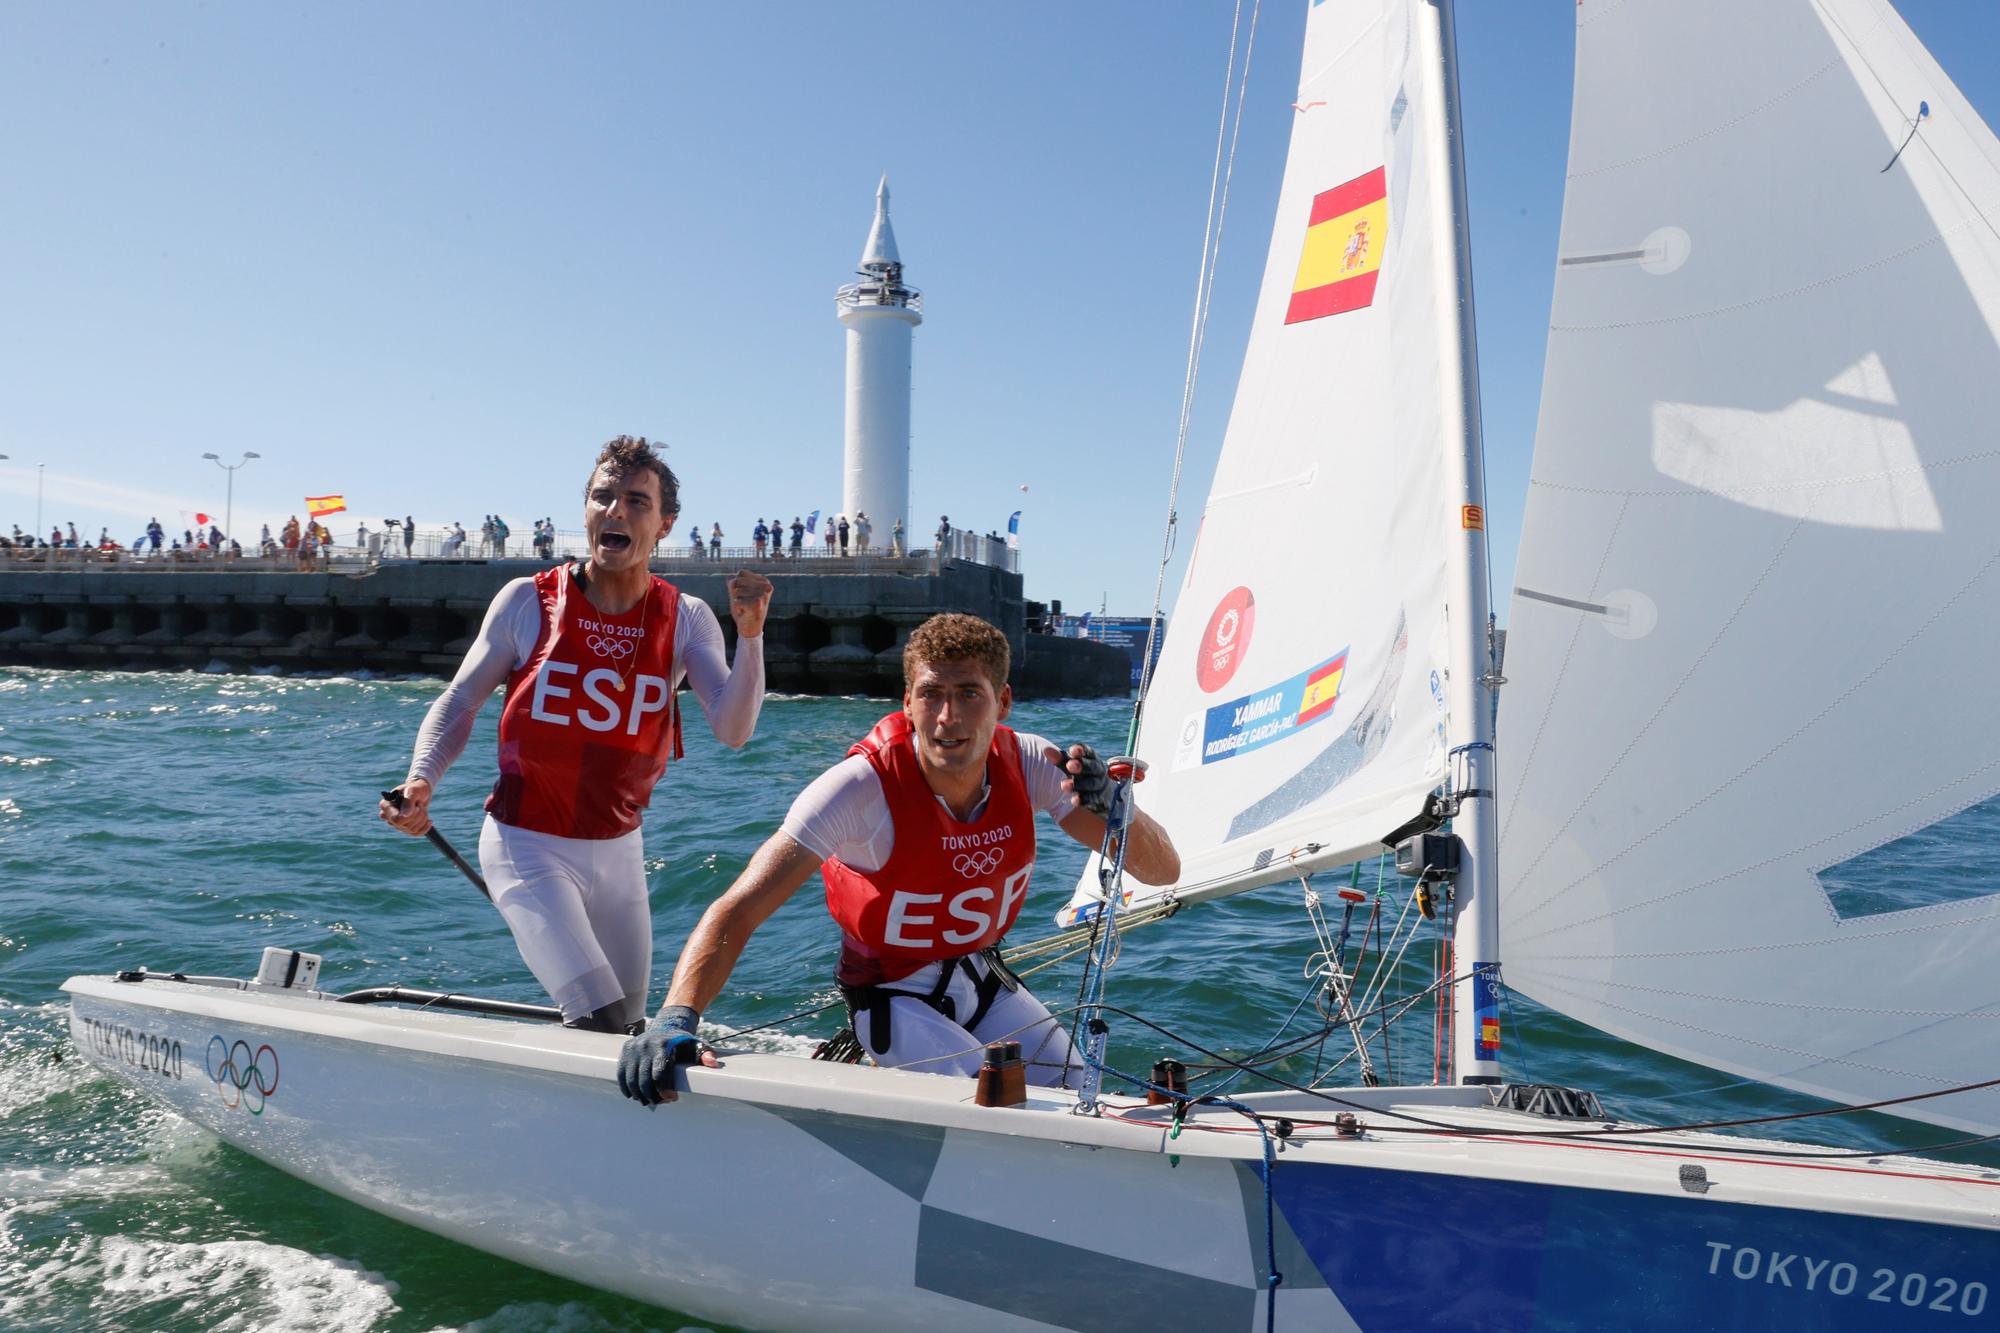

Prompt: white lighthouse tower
xmin=837 ymin=177 xmax=922 ymax=544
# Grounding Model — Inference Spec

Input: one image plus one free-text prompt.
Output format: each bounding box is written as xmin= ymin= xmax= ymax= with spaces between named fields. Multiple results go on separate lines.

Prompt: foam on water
xmin=2 ymin=1235 xmax=402 ymax=1332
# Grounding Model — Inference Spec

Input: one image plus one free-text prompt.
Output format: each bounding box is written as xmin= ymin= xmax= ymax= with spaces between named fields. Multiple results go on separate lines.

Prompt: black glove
xmin=618 ymin=1004 xmax=702 ymax=1105
xmin=1064 ymin=743 xmax=1112 ymax=817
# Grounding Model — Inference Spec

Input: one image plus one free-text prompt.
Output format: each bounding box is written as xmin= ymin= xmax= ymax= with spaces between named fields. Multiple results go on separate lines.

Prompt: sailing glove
xmin=619 ymin=1004 xmax=702 ymax=1106
xmin=1065 ymin=743 xmax=1112 ymax=817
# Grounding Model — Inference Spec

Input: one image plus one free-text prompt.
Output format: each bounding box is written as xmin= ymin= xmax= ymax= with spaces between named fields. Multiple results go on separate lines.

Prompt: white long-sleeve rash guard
xmin=404 ymin=577 xmax=764 ymax=791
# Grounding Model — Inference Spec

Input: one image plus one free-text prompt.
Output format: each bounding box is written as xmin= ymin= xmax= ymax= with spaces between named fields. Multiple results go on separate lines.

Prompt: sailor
xmin=380 ymin=435 xmax=772 ymax=1033
xmin=619 ymin=612 xmax=1179 ymax=1104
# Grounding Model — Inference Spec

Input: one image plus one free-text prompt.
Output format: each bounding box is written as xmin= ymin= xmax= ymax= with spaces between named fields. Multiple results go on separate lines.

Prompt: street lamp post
xmin=200 ymin=451 xmax=261 ymax=552
xmin=36 ymin=464 xmax=44 ymax=543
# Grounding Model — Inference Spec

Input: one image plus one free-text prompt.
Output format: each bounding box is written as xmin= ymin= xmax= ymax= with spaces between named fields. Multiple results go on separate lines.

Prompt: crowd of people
xmin=6 ymin=509 xmax=1011 ymax=570
xmin=679 ymin=510 xmax=927 ymax=560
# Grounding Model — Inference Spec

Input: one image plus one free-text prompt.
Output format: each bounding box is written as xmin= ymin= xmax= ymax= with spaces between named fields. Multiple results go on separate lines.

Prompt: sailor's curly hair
xmin=903 ymin=613 xmax=1011 ymax=692
xmin=587 ymin=436 xmax=680 ymax=519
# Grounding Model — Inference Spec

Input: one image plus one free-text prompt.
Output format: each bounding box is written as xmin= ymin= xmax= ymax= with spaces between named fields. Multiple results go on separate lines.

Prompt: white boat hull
xmin=67 ymin=974 xmax=2000 ymax=1331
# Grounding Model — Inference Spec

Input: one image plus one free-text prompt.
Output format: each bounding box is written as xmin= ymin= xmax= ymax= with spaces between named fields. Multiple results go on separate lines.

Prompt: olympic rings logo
xmin=587 ymin=634 xmax=636 ymax=660
xmin=953 ymin=848 xmax=1004 ymax=878
xmin=206 ymin=1035 xmax=281 ymax=1115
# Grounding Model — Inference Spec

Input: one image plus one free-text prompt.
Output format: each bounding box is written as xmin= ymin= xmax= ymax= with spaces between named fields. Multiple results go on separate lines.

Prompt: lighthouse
xmin=837 ymin=177 xmax=922 ymax=544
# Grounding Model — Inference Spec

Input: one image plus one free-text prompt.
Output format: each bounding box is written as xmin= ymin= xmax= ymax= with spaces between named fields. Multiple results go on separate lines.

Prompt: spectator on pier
xmin=208 ymin=524 xmax=224 ymax=551
xmin=147 ymin=518 xmax=164 ymax=554
xmin=936 ymin=515 xmax=951 ymax=552
xmin=403 ymin=516 xmax=416 ymax=558
xmin=260 ymin=524 xmax=274 ymax=555
xmin=790 ymin=516 xmax=804 ymax=555
xmin=824 ymin=518 xmax=836 ymax=554
xmin=837 ymin=514 xmax=850 ymax=556
xmin=892 ymin=518 xmax=905 ymax=556
xmin=300 ymin=524 xmax=318 ymax=569
xmin=709 ymin=523 xmax=722 ymax=557
xmin=854 ymin=512 xmax=871 ymax=554
xmin=690 ymin=525 xmax=704 ymax=558
xmin=445 ymin=522 xmax=467 ymax=557
xmin=282 ymin=517 xmax=300 ymax=554
xmin=753 ymin=519 xmax=769 ymax=559
xmin=494 ymin=515 xmax=510 ymax=557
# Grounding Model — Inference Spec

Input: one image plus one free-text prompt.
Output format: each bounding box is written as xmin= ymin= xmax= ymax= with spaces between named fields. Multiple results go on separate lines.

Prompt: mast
xmin=1419 ymin=0 xmax=1502 ymax=1085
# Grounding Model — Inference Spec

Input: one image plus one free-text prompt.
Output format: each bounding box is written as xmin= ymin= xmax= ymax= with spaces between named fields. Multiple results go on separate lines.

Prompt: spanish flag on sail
xmin=1285 ymin=167 xmax=1388 ymax=324
xmin=305 ymin=495 xmax=347 ymax=519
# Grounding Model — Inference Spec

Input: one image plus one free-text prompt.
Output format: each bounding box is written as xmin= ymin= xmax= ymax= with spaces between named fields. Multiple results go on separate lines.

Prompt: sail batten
xmin=1503 ymin=0 xmax=2000 ymax=1133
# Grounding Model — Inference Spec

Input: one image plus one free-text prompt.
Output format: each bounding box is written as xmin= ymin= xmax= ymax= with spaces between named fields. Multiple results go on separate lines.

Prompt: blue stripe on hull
xmin=1271 ymin=1161 xmax=2000 ymax=1330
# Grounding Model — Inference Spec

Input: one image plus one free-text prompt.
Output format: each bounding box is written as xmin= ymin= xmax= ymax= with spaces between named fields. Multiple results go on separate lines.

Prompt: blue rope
xmin=1085 ymin=1051 xmax=1283 ymax=1327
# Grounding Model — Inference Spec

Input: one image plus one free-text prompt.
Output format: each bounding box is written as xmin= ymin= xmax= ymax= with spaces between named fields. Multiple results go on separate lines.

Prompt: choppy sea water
xmin=0 ymin=665 xmax=1987 ymax=1332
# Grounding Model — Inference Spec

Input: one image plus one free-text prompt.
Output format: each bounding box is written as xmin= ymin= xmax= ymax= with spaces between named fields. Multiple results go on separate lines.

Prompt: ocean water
xmin=0 ymin=665 xmax=1986 ymax=1332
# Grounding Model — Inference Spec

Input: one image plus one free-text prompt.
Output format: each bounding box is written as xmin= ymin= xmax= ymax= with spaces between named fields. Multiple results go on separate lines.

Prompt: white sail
xmin=1064 ymin=0 xmax=1473 ymax=925
xmin=1502 ymin=0 xmax=2000 ymax=1132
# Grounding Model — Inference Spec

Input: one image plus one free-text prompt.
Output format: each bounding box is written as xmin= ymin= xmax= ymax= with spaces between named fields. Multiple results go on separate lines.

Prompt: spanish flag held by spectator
xmin=305 ymin=495 xmax=348 ymax=519
xmin=1284 ymin=166 xmax=1388 ymax=324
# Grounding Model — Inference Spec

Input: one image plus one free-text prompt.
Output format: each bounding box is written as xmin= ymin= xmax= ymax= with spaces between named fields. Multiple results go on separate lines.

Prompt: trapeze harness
xmin=486 ymin=562 xmax=684 ymax=840
xmin=822 ymin=712 xmax=1036 ymax=1055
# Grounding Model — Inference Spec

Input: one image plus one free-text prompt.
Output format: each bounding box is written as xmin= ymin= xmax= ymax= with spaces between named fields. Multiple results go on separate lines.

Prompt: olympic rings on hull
xmin=206 ymin=1034 xmax=281 ymax=1115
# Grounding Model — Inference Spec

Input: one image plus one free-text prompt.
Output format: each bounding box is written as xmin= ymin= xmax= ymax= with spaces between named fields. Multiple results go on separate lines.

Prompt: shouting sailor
xmin=619 ymin=612 xmax=1179 ymax=1104
xmin=380 ymin=435 xmax=772 ymax=1032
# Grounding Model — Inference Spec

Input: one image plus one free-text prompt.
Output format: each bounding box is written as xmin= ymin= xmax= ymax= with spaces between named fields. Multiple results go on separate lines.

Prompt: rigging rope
xmin=1127 ymin=0 xmax=1264 ymax=748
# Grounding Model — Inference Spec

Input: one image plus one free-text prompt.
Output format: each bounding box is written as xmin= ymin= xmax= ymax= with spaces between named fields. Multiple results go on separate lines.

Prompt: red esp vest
xmin=823 ymin=712 xmax=1038 ymax=987
xmin=485 ymin=565 xmax=683 ymax=839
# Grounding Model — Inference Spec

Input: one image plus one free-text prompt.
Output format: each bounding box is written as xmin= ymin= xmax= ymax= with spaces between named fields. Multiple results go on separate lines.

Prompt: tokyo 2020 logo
xmin=206 ymin=1035 xmax=280 ymax=1115
xmin=1196 ymin=586 xmax=1256 ymax=693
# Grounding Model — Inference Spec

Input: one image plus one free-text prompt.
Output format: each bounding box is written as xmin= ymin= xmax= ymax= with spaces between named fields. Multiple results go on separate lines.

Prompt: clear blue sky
xmin=2 ymin=3 xmax=1994 ymax=616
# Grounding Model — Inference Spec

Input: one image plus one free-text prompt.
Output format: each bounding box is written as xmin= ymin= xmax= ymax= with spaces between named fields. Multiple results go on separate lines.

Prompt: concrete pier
xmin=0 ymin=556 xmax=1129 ymax=698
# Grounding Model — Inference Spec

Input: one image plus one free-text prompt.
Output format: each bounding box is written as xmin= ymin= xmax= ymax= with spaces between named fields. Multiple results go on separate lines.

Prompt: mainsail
xmin=1064 ymin=0 xmax=1481 ymax=925
xmin=1502 ymin=0 xmax=2000 ymax=1132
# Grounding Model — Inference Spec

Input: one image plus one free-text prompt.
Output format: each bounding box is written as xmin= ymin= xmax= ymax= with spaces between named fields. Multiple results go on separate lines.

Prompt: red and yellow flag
xmin=1285 ymin=167 xmax=1388 ymax=324
xmin=305 ymin=495 xmax=347 ymax=518
xmin=1297 ymin=650 xmax=1347 ymax=725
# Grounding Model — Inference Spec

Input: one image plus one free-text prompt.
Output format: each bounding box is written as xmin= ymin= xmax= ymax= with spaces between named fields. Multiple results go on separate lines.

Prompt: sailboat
xmin=64 ymin=1 xmax=2000 ymax=1328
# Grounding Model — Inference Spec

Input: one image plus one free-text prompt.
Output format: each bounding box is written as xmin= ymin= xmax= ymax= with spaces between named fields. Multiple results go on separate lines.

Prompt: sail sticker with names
xmin=1176 ymin=650 xmax=1348 ymax=770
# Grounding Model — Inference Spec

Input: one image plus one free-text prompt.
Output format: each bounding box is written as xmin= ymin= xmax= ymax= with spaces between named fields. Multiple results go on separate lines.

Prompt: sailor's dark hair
xmin=588 ymin=436 xmax=680 ymax=518
xmin=903 ymin=613 xmax=1010 ymax=692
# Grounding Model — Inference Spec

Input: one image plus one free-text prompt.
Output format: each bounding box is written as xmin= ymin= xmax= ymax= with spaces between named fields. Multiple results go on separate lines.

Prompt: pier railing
xmin=0 ymin=543 xmax=1016 ymax=577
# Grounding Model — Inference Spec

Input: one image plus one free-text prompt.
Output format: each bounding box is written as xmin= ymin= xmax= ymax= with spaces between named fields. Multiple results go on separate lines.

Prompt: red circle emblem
xmin=1196 ymin=586 xmax=1255 ymax=693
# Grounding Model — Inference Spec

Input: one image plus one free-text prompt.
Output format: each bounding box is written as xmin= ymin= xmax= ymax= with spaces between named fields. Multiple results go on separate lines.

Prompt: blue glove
xmin=618 ymin=1004 xmax=702 ymax=1105
xmin=1064 ymin=743 xmax=1112 ymax=817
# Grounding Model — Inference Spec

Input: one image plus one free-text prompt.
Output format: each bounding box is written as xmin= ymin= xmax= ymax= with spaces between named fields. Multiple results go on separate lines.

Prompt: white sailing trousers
xmin=852 ymin=953 xmax=1076 ymax=1085
xmin=478 ymin=815 xmax=650 ymax=1027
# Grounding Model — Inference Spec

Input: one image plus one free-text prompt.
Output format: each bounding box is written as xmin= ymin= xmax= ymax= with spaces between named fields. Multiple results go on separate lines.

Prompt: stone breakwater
xmin=0 ymin=557 xmax=1128 ymax=698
